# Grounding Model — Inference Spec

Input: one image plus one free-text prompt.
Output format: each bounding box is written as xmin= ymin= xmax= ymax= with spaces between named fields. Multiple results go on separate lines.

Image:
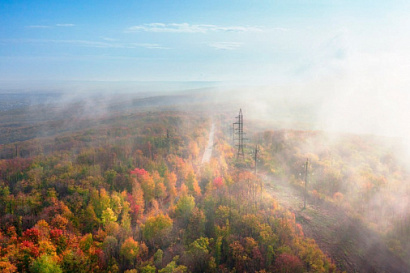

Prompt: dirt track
xmin=202 ymin=122 xmax=215 ymax=164
xmin=264 ymin=177 xmax=410 ymax=273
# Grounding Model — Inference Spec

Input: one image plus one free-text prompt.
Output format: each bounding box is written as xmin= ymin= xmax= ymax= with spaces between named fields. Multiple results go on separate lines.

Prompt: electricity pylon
xmin=233 ymin=109 xmax=245 ymax=158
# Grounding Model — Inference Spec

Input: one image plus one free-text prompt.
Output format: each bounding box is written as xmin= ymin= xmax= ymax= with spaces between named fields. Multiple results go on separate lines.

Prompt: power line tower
xmin=233 ymin=109 xmax=245 ymax=158
xmin=254 ymin=144 xmax=259 ymax=174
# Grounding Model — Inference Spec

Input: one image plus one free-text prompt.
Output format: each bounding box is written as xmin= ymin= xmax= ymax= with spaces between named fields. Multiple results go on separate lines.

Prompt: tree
xmin=130 ymin=182 xmax=145 ymax=222
xmin=30 ymin=255 xmax=63 ymax=273
xmin=188 ymin=141 xmax=200 ymax=159
xmin=213 ymin=176 xmax=224 ymax=189
xmin=0 ymin=186 xmax=11 ymax=215
xmin=175 ymin=194 xmax=195 ymax=223
xmin=155 ymin=182 xmax=167 ymax=203
xmin=143 ymin=214 xmax=173 ymax=246
xmin=229 ymin=240 xmax=247 ymax=272
xmin=140 ymin=177 xmax=155 ymax=205
xmin=120 ymin=237 xmax=140 ymax=266
xmin=159 ymin=259 xmax=188 ymax=273
xmin=61 ymin=250 xmax=87 ymax=273
xmin=165 ymin=171 xmax=177 ymax=204
xmin=82 ymin=204 xmax=99 ymax=233
xmin=102 ymin=236 xmax=118 ymax=259
xmin=131 ymin=168 xmax=155 ymax=205
xmin=38 ymin=239 xmax=57 ymax=257
xmin=102 ymin=208 xmax=117 ymax=227
xmin=187 ymin=237 xmax=211 ymax=272
xmin=124 ymin=270 xmax=138 ymax=273
xmin=22 ymin=228 xmax=40 ymax=244
xmin=79 ymin=233 xmax=93 ymax=253
xmin=121 ymin=200 xmax=132 ymax=234
xmin=34 ymin=219 xmax=50 ymax=241
xmin=274 ymin=253 xmax=304 ymax=273
xmin=110 ymin=193 xmax=123 ymax=216
xmin=243 ymin=237 xmax=263 ymax=271
xmin=154 ymin=249 xmax=163 ymax=268
xmin=185 ymin=171 xmax=201 ymax=197
xmin=105 ymin=169 xmax=118 ymax=191
xmin=50 ymin=228 xmax=67 ymax=255
xmin=51 ymin=215 xmax=68 ymax=230
xmin=185 ymin=208 xmax=206 ymax=243
xmin=99 ymin=188 xmax=111 ymax=215
xmin=140 ymin=264 xmax=156 ymax=273
xmin=0 ymin=260 xmax=17 ymax=273
xmin=16 ymin=241 xmax=40 ymax=272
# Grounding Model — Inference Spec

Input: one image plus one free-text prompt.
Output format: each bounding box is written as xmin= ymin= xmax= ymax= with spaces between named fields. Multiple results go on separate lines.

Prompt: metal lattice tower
xmin=254 ymin=144 xmax=259 ymax=174
xmin=233 ymin=109 xmax=245 ymax=158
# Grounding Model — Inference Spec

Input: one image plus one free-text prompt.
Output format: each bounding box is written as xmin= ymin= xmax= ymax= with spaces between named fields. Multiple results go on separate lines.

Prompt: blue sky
xmin=1 ymin=0 xmax=409 ymax=85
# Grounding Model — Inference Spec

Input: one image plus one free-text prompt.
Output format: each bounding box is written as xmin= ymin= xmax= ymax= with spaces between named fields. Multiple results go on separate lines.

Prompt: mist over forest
xmin=1 ymin=83 xmax=410 ymax=272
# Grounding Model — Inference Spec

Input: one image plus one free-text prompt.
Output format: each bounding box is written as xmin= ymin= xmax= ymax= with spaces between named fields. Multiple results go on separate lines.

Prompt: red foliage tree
xmin=275 ymin=253 xmax=304 ymax=273
xmin=213 ymin=177 xmax=224 ymax=189
xmin=130 ymin=168 xmax=149 ymax=177
xmin=22 ymin=228 xmax=40 ymax=244
xmin=127 ymin=193 xmax=142 ymax=223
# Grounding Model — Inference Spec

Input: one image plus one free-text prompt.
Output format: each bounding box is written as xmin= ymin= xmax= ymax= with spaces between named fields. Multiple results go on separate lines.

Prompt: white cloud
xmin=101 ymin=37 xmax=117 ymax=41
xmin=26 ymin=25 xmax=51 ymax=29
xmin=26 ymin=24 xmax=75 ymax=29
xmin=272 ymin=27 xmax=290 ymax=32
xmin=127 ymin=23 xmax=263 ymax=33
xmin=209 ymin=42 xmax=242 ymax=50
xmin=56 ymin=24 xmax=75 ymax=27
xmin=2 ymin=39 xmax=168 ymax=49
xmin=133 ymin=43 xmax=169 ymax=49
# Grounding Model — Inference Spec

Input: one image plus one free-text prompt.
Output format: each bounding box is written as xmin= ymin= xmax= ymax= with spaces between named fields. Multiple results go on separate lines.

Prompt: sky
xmin=1 ymin=1 xmax=410 ymax=141
xmin=1 ymin=0 xmax=409 ymax=85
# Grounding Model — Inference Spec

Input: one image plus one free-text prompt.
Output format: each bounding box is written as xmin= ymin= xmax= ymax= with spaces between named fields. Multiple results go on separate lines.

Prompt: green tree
xmin=121 ymin=200 xmax=132 ymax=233
xmin=61 ymin=250 xmax=87 ymax=273
xmin=135 ymin=172 xmax=155 ymax=206
xmin=185 ymin=207 xmax=206 ymax=243
xmin=185 ymin=171 xmax=201 ymax=197
xmin=79 ymin=233 xmax=93 ymax=253
xmin=154 ymin=249 xmax=164 ymax=268
xmin=140 ymin=265 xmax=156 ymax=273
xmin=30 ymin=255 xmax=63 ymax=273
xmin=143 ymin=214 xmax=173 ymax=246
xmin=105 ymin=169 xmax=117 ymax=191
xmin=82 ymin=204 xmax=99 ymax=233
xmin=102 ymin=208 xmax=118 ymax=226
xmin=187 ymin=237 xmax=210 ymax=272
xmin=110 ymin=193 xmax=123 ymax=216
xmin=124 ymin=270 xmax=138 ymax=273
xmin=159 ymin=260 xmax=188 ymax=273
xmin=102 ymin=236 xmax=118 ymax=259
xmin=175 ymin=194 xmax=195 ymax=223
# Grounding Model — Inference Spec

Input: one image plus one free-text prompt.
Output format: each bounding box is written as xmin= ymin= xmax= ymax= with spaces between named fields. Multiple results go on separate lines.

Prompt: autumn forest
xmin=0 ymin=92 xmax=409 ymax=273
